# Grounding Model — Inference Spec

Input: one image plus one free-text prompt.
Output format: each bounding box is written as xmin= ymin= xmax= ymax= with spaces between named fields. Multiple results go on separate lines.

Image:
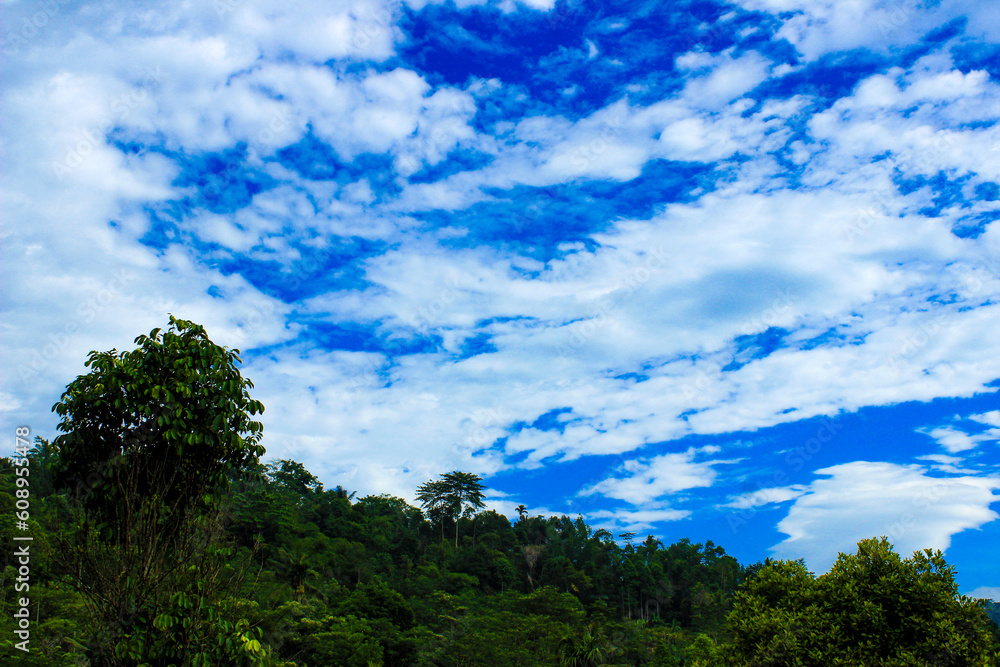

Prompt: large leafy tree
xmin=53 ymin=315 xmax=264 ymax=524
xmin=50 ymin=315 xmax=267 ymax=665
xmin=725 ymin=536 xmax=999 ymax=666
xmin=416 ymin=471 xmax=486 ymax=548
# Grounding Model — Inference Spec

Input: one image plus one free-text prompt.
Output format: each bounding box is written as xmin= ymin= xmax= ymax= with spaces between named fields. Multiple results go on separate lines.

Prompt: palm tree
xmin=28 ymin=436 xmax=59 ymax=466
xmin=558 ymin=623 xmax=622 ymax=666
xmin=416 ymin=479 xmax=450 ymax=541
xmin=516 ymin=504 xmax=527 ymax=521
xmin=276 ymin=547 xmax=317 ymax=595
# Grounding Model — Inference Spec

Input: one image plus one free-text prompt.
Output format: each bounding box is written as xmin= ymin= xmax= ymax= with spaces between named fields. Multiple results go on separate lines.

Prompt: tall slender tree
xmin=416 ymin=471 xmax=486 ymax=547
xmin=415 ymin=478 xmax=450 ymax=541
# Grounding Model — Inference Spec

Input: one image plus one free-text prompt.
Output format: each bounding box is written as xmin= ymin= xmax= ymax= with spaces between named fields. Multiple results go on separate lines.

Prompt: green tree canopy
xmin=49 ymin=315 xmax=268 ymax=665
xmin=52 ymin=314 xmax=265 ymax=531
xmin=416 ymin=471 xmax=487 ymax=547
xmin=725 ymin=536 xmax=999 ymax=666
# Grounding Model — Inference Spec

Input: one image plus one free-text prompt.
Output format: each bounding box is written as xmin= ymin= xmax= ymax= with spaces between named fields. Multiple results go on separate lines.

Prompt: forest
xmin=2 ymin=316 xmax=998 ymax=666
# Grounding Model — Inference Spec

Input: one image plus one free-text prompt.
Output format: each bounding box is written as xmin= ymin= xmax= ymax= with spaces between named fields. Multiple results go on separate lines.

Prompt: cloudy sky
xmin=3 ymin=0 xmax=1000 ymax=597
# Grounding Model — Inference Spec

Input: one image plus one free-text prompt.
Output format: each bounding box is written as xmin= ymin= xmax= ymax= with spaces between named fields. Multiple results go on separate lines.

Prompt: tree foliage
xmin=52 ymin=314 xmax=264 ymax=531
xmin=725 ymin=536 xmax=999 ymax=666
xmin=416 ymin=471 xmax=486 ymax=547
xmin=46 ymin=315 xmax=267 ymax=666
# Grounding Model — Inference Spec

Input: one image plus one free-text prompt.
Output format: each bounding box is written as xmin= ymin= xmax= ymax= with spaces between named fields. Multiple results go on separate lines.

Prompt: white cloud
xmin=406 ymin=0 xmax=557 ymax=10
xmin=905 ymin=69 xmax=990 ymax=101
xmin=517 ymin=0 xmax=557 ymax=10
xmin=728 ymin=0 xmax=997 ymax=60
xmin=682 ymin=51 xmax=772 ymax=107
xmin=924 ymin=426 xmax=998 ymax=454
xmin=587 ymin=507 xmax=691 ymax=534
xmin=228 ymin=0 xmax=398 ymax=63
xmin=968 ymin=586 xmax=1000 ymax=601
xmin=5 ymin=0 xmax=1000 ymax=539
xmin=246 ymin=63 xmax=476 ymax=165
xmin=772 ymin=461 xmax=1000 ymax=572
xmin=723 ymin=484 xmax=808 ymax=509
xmin=972 ymin=411 xmax=1000 ymax=428
xmin=579 ymin=449 xmax=735 ymax=504
xmin=919 ymin=410 xmax=1000 ymax=455
xmin=915 ymin=454 xmax=981 ymax=475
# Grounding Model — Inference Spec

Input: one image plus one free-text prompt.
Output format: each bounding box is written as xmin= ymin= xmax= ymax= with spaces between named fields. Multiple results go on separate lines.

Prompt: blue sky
xmin=2 ymin=0 xmax=1000 ymax=597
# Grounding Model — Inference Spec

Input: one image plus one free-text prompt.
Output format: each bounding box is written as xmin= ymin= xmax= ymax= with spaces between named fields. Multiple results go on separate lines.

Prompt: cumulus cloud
xmin=729 ymin=0 xmax=997 ymax=60
xmin=915 ymin=454 xmax=982 ymax=475
xmin=972 ymin=411 xmax=1000 ymax=428
xmin=923 ymin=426 xmax=998 ymax=454
xmin=919 ymin=411 xmax=1000 ymax=455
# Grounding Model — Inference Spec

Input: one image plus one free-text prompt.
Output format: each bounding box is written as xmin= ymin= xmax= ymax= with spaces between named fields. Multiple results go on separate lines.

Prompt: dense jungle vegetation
xmin=2 ymin=316 xmax=998 ymax=666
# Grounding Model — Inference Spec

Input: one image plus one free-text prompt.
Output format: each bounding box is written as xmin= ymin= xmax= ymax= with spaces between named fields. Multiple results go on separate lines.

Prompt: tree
xmin=725 ymin=536 xmax=1000 ymax=666
xmin=50 ymin=315 xmax=267 ymax=665
xmin=416 ymin=471 xmax=487 ymax=548
xmin=265 ymin=600 xmax=383 ymax=667
xmin=681 ymin=633 xmax=722 ymax=666
xmin=53 ymin=315 xmax=265 ymax=530
xmin=516 ymin=504 xmax=528 ymax=521
xmin=332 ymin=484 xmax=358 ymax=501
xmin=415 ymin=478 xmax=451 ymax=542
xmin=268 ymin=459 xmax=323 ymax=496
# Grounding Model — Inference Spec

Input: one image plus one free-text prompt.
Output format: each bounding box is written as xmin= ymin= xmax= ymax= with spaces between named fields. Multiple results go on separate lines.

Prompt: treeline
xmin=3 ymin=450 xmax=999 ymax=666
xmin=0 ymin=450 xmax=749 ymax=665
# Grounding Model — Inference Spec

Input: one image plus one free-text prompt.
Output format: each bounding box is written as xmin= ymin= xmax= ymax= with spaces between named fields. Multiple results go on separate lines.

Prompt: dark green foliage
xmin=8 ymin=442 xmax=1000 ymax=666
xmin=52 ymin=315 xmax=264 ymax=530
xmin=416 ymin=471 xmax=487 ymax=547
xmin=43 ymin=316 xmax=268 ymax=665
xmin=725 ymin=537 xmax=1000 ymax=666
xmin=262 ymin=599 xmax=383 ymax=667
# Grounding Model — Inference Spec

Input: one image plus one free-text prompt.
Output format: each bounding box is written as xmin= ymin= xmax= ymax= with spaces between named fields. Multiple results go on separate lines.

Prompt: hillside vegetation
xmin=2 ymin=317 xmax=997 ymax=666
